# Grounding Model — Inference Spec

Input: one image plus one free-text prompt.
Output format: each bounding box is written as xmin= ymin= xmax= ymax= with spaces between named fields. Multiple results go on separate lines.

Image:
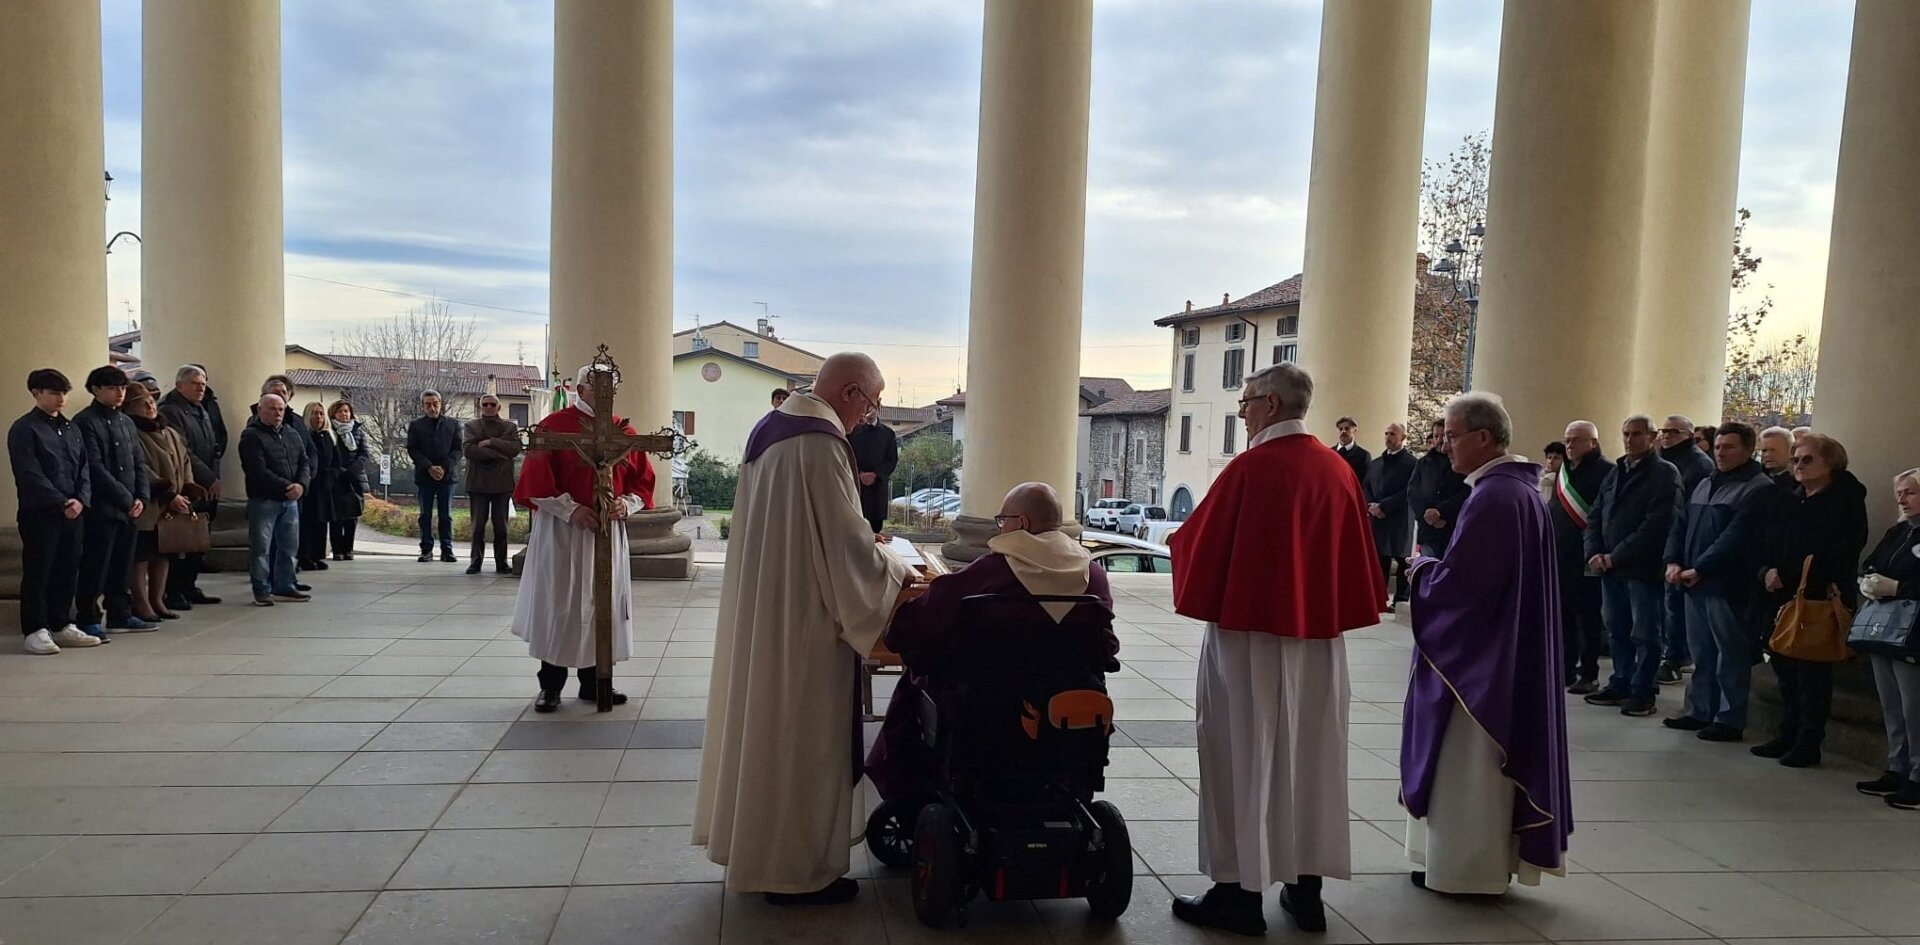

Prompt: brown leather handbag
xmin=1769 ymin=556 xmax=1854 ymax=663
xmin=157 ymin=511 xmax=211 ymax=556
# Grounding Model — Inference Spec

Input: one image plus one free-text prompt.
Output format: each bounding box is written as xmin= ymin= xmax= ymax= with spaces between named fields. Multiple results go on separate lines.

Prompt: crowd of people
xmin=9 ymin=364 xmax=533 ymax=652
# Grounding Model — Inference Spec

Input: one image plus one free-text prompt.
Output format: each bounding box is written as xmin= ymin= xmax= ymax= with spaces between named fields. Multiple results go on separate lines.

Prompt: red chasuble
xmin=512 ymin=406 xmax=656 ymax=509
xmin=1169 ymin=431 xmax=1384 ymax=639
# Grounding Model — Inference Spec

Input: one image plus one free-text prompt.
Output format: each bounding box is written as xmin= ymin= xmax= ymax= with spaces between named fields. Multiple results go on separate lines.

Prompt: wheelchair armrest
xmin=917 ymin=688 xmax=940 ymax=749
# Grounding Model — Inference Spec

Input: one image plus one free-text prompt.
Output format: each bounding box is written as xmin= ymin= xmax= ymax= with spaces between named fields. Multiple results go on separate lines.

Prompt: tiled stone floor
xmin=3 ymin=559 xmax=1920 ymax=944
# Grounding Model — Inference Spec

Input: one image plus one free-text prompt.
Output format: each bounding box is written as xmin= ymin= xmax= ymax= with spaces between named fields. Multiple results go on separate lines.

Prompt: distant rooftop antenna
xmin=689 ymin=313 xmax=710 ymax=350
xmin=752 ymin=302 xmax=779 ymax=338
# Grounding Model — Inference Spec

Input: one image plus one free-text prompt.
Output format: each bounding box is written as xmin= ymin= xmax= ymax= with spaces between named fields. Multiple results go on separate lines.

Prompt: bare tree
xmin=1721 ymin=208 xmax=1817 ymax=425
xmin=332 ymin=298 xmax=485 ymax=474
xmin=1408 ymin=131 xmax=1489 ymax=425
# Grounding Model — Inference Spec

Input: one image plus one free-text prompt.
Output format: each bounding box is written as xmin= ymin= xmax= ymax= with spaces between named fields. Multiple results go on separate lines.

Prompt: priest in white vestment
xmin=1166 ymin=364 xmax=1387 ymax=936
xmin=511 ymin=363 xmax=654 ymax=713
xmin=693 ymin=353 xmax=916 ymax=905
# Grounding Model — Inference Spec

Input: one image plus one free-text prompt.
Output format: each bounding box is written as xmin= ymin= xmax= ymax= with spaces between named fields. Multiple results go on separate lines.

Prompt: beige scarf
xmin=987 ymin=529 xmax=1093 ymax=623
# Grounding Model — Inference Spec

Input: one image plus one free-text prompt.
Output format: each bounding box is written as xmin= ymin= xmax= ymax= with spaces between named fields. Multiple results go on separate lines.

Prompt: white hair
xmin=1446 ymin=392 xmax=1512 ymax=448
xmin=1760 ymin=425 xmax=1792 ymax=443
xmin=420 ymin=389 xmax=442 ymax=401
xmin=1665 ymin=414 xmax=1695 ymax=430
xmin=1246 ymin=363 xmax=1313 ymax=417
xmin=1565 ymin=420 xmax=1599 ymax=439
xmin=174 ymin=364 xmax=206 ymax=383
xmin=1623 ymin=414 xmax=1655 ymax=434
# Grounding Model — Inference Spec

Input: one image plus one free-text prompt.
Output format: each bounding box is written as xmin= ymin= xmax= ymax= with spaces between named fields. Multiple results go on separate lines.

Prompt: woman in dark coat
xmin=327 ymin=400 xmax=372 ymax=560
xmin=1753 ymin=432 xmax=1870 ymax=768
xmin=297 ymin=402 xmax=351 ymax=571
xmin=1855 ymin=468 xmax=1920 ymax=807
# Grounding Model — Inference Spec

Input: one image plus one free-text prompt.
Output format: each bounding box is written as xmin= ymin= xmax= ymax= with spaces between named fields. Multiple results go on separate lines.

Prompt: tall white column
xmin=1296 ymin=0 xmax=1432 ymax=436
xmin=1630 ymin=0 xmax=1751 ymax=424
xmin=944 ymin=0 xmax=1093 ymax=562
xmin=142 ymin=0 xmax=286 ymax=488
xmin=550 ymin=0 xmax=687 ymax=576
xmin=1470 ymin=1 xmax=1658 ymax=454
xmin=0 ymin=2 xmax=110 ymax=619
xmin=1811 ymin=0 xmax=1920 ymax=533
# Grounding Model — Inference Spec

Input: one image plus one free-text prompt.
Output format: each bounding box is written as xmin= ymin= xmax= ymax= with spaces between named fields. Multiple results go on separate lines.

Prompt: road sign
xmin=376 ymin=453 xmax=392 ymax=485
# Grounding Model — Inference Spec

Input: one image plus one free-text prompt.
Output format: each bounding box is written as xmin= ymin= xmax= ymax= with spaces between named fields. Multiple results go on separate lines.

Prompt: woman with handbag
xmin=1754 ymin=432 xmax=1870 ymax=768
xmin=1854 ymin=468 xmax=1920 ymax=806
xmin=125 ymin=384 xmax=200 ymax=622
xmin=298 ymin=402 xmax=349 ymax=571
xmin=327 ymin=401 xmax=371 ymax=561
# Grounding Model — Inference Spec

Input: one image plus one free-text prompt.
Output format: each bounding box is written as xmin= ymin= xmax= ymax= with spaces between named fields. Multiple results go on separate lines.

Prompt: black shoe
xmin=1663 ymin=715 xmax=1709 ymax=731
xmin=1279 ymin=881 xmax=1325 ymax=933
xmin=293 ymin=582 xmax=312 ymax=593
xmin=465 ymin=562 xmax=482 ymax=575
xmin=1858 ymin=771 xmax=1905 ymax=796
xmin=533 ymin=690 xmax=562 ymax=714
xmin=577 ymin=686 xmax=629 ymax=706
xmin=1566 ymin=679 xmax=1600 ymax=696
xmin=331 ymin=553 xmax=344 ymax=561
xmin=273 ymin=590 xmax=312 ymax=603
xmin=441 ymin=549 xmax=457 ymax=563
xmin=252 ymin=594 xmax=275 ymax=607
xmin=764 ymin=877 xmax=859 ymax=906
xmin=1657 ymin=662 xmax=1683 ymax=685
xmin=1697 ymin=724 xmax=1744 ymax=742
xmin=1171 ymin=884 xmax=1266 ymax=937
xmin=185 ymin=590 xmax=220 ymax=605
xmin=309 ymin=559 xmax=329 ymax=571
xmin=1584 ymin=688 xmax=1629 ymax=707
xmin=1780 ymin=744 xmax=1822 ymax=768
xmin=1751 ymin=738 xmax=1793 ymax=759
xmin=1887 ymin=783 xmax=1920 ymax=810
xmin=341 ymin=553 xmax=354 ymax=561
xmin=1620 ymin=695 xmax=1658 ymax=718
xmin=418 ymin=553 xmax=432 ymax=563
xmin=1411 ymin=870 xmax=1427 ymax=890
xmin=495 ymin=563 xmax=512 ymax=575
xmin=163 ymin=594 xmax=193 ymax=612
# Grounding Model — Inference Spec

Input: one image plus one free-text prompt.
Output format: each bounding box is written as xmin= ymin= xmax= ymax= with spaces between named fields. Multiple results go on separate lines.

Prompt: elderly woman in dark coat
xmin=327 ymin=400 xmax=371 ymax=560
xmin=1854 ymin=468 xmax=1920 ymax=808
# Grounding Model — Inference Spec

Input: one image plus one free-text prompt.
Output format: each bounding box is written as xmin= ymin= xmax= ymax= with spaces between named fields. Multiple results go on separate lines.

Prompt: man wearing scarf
xmin=1552 ymin=420 xmax=1612 ymax=694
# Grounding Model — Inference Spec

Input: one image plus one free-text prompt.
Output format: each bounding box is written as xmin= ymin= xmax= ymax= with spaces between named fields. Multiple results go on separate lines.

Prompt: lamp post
xmin=106 ymin=231 xmax=140 ymax=254
xmin=1430 ymin=222 xmax=1485 ymax=391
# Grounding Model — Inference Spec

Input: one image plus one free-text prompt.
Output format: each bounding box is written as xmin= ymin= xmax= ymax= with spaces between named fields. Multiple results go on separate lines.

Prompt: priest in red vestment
xmin=1167 ymin=363 xmax=1384 ymax=937
xmin=510 ymin=363 xmax=655 ymax=713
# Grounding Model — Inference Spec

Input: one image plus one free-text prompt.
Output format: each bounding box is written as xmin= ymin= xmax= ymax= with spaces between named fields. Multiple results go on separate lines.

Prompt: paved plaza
xmin=2 ymin=558 xmax=1919 ymax=944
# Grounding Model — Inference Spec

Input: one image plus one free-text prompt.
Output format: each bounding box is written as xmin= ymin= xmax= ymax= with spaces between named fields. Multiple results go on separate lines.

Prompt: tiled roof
xmin=1153 ymin=275 xmax=1304 ymax=327
xmin=936 ymin=376 xmax=1137 ymax=408
xmin=1084 ymin=388 xmax=1172 ymax=417
xmin=286 ymin=368 xmax=541 ymax=397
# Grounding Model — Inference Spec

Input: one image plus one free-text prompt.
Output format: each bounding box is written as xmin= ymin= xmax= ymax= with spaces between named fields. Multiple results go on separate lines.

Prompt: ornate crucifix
xmin=523 ymin=345 xmax=694 ymax=711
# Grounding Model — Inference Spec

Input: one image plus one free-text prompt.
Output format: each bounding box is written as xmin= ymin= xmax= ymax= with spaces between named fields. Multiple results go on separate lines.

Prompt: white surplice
xmin=510 ymin=491 xmax=643 ymax=668
xmin=692 ymin=394 xmax=911 ymax=894
xmin=1195 ymin=419 xmax=1354 ymax=889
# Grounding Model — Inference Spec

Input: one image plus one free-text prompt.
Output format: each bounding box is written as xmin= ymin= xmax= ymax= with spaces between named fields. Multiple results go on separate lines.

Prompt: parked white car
xmin=1117 ymin=504 xmax=1167 ymax=535
xmin=1137 ymin=520 xmax=1183 ymax=544
xmin=1085 ymin=498 xmax=1131 ymax=531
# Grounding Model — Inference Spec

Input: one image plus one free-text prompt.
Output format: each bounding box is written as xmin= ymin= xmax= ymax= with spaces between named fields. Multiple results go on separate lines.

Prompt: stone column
xmin=142 ymin=0 xmax=286 ymax=506
xmin=550 ymin=0 xmax=688 ymax=578
xmin=1630 ymin=0 xmax=1751 ymax=424
xmin=1812 ymin=0 xmax=1920 ymax=535
xmin=943 ymin=0 xmax=1093 ymax=563
xmin=1469 ymin=1 xmax=1658 ymax=454
xmin=1296 ymin=0 xmax=1431 ymax=436
xmin=0 ymin=1 xmax=111 ymax=622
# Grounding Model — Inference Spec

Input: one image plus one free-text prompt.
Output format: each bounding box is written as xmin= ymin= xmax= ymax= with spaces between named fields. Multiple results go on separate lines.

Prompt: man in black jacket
xmin=8 ymin=369 xmax=103 ymax=655
xmin=408 ymin=390 xmax=462 ymax=562
xmin=1657 ymin=414 xmax=1716 ymax=681
xmin=1332 ymin=416 xmax=1370 ymax=484
xmin=158 ymin=365 xmax=224 ymax=609
xmin=73 ymin=366 xmax=153 ymax=637
xmin=1552 ymin=420 xmax=1614 ymax=694
xmin=847 ymin=415 xmax=898 ymax=534
xmin=1406 ymin=418 xmax=1469 ymax=558
xmin=239 ymin=394 xmax=311 ymax=605
xmin=1363 ymin=422 xmax=1417 ymax=611
xmin=1583 ymin=415 xmax=1683 ymax=718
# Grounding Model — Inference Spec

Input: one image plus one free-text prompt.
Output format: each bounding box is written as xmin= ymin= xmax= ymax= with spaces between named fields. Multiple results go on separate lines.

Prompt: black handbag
xmin=1848 ymin=598 xmax=1920 ymax=659
xmin=330 ymin=487 xmax=366 ymax=521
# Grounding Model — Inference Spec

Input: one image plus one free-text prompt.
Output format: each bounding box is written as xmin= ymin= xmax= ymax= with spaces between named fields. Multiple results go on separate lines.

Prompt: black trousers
xmin=538 ymin=662 xmax=603 ymax=694
xmin=76 ymin=514 xmax=137 ymax=625
xmin=1771 ymin=655 xmax=1834 ymax=746
xmin=1379 ymin=555 xmax=1409 ymax=603
xmin=470 ymin=492 xmax=511 ymax=565
xmin=1561 ymin=572 xmax=1606 ymax=683
xmin=20 ymin=513 xmax=83 ymax=635
xmin=298 ymin=501 xmax=330 ymax=565
xmin=330 ymin=519 xmax=358 ymax=557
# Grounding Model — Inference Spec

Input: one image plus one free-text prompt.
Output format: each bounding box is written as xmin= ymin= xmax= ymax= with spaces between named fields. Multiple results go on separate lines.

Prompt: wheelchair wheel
xmin=1085 ymin=800 xmax=1134 ymax=919
xmin=911 ymin=802 xmax=965 ymax=927
xmin=865 ymin=798 xmax=918 ymax=870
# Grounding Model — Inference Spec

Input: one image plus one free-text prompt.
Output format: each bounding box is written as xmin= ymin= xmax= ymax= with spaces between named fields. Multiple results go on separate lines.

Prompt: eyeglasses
xmin=992 ymin=514 xmax=1025 ymax=525
xmin=1236 ymin=395 xmax=1269 ymax=406
xmin=1791 ymin=455 xmax=1820 ymax=466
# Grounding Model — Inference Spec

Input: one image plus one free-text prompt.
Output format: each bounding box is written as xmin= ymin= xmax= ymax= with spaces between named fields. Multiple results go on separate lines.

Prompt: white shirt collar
xmin=784 ymin=393 xmax=847 ymax=435
xmin=1465 ymin=452 xmax=1529 ymax=487
xmin=1251 ymin=419 xmax=1308 ymax=448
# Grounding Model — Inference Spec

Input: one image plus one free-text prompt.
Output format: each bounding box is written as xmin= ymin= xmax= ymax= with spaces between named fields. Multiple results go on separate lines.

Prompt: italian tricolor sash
xmin=1555 ymin=463 xmax=1592 ymax=529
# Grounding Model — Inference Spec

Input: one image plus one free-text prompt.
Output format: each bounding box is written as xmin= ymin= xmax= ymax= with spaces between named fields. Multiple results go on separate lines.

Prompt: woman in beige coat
xmin=125 ymin=384 xmax=199 ymax=622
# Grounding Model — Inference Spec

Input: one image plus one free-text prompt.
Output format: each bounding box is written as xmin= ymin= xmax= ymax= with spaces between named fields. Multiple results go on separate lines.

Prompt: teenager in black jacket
xmin=7 ymin=369 xmax=101 ymax=654
xmin=73 ymin=366 xmax=153 ymax=636
xmin=1855 ymin=469 xmax=1920 ymax=807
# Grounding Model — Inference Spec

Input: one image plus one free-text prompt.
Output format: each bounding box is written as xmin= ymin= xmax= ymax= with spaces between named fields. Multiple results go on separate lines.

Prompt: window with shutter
xmin=1222 ymin=348 xmax=1245 ymax=389
xmin=1182 ymin=327 xmax=1199 ymax=347
xmin=1225 ymin=322 xmax=1245 ymax=342
xmin=1181 ymin=354 xmax=1194 ymax=392
xmin=1179 ymin=415 xmax=1191 ymax=453
xmin=1223 ymin=421 xmax=1237 ymax=455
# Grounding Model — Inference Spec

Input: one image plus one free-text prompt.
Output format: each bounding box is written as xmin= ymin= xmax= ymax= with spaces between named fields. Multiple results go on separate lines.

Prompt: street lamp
xmin=106 ymin=231 xmax=141 ymax=254
xmin=1430 ymin=222 xmax=1485 ymax=391
xmin=104 ymin=170 xmax=113 ymax=201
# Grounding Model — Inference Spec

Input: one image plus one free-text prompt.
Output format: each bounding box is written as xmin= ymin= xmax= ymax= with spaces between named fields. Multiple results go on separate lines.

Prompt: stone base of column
xmin=204 ymin=522 xmax=253 ymax=574
xmin=508 ymin=508 xmax=693 ymax=581
xmin=940 ymin=515 xmax=1084 ymax=567
xmin=0 ymin=526 xmax=23 ymax=631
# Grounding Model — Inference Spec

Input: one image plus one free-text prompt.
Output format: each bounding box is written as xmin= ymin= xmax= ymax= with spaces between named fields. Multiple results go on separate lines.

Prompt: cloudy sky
xmin=99 ymin=0 xmax=1856 ymax=407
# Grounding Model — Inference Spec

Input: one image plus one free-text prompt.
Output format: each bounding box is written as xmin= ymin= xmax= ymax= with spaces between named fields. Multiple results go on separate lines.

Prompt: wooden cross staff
xmin=523 ymin=345 xmax=694 ymax=711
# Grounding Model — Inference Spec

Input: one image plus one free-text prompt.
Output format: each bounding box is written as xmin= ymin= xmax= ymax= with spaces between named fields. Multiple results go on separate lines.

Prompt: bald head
xmin=998 ymin=482 xmax=1063 ymax=534
xmin=814 ymin=352 xmax=884 ymax=430
xmin=257 ymin=393 xmax=288 ymax=427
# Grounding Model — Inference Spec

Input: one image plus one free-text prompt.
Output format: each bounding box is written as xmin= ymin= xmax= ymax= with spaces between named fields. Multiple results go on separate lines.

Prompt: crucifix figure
xmin=518 ymin=345 xmax=693 ymax=712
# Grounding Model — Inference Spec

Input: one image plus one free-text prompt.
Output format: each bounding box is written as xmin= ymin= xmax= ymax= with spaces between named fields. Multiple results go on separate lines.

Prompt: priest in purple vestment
xmin=1400 ymin=393 xmax=1572 ymax=895
xmin=865 ymin=482 xmax=1116 ymax=801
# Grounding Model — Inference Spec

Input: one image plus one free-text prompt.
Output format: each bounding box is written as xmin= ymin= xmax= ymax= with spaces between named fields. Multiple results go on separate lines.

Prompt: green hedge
xmin=362 ymin=497 xmax=532 ymax=543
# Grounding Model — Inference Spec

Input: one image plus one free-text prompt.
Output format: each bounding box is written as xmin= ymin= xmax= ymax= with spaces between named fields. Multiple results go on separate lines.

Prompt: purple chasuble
xmin=1401 ymin=460 xmax=1572 ymax=873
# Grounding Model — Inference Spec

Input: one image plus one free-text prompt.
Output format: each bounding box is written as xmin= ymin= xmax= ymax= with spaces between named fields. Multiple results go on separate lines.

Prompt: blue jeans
xmin=1602 ymin=575 xmax=1664 ymax=698
xmin=417 ymin=480 xmax=454 ymax=552
xmin=1663 ymin=584 xmax=1691 ymax=666
xmin=1682 ymin=591 xmax=1753 ymax=729
xmin=247 ymin=499 xmax=300 ymax=596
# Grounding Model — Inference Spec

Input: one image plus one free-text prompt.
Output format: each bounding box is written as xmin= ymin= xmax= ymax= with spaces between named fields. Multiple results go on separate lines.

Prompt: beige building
xmin=672 ymin=319 xmax=822 ymax=380
xmin=672 ymin=347 xmax=812 ymax=461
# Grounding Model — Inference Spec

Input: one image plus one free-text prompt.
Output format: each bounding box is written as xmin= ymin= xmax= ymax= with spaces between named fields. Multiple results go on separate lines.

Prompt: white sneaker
xmin=23 ymin=629 xmax=58 ymax=655
xmin=50 ymin=625 xmax=101 ymax=648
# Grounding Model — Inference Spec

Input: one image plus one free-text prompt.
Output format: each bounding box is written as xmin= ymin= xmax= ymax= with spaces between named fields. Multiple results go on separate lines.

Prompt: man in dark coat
xmin=407 ymin=390 xmax=463 ymax=562
xmin=1406 ymin=418 xmax=1469 ymax=558
xmin=1332 ymin=416 xmax=1370 ymax=484
xmin=1656 ymin=414 xmax=1716 ymax=681
xmin=158 ymin=365 xmax=223 ymax=609
xmin=1551 ymin=420 xmax=1613 ymax=693
xmin=72 ymin=366 xmax=153 ymax=637
xmin=1364 ymin=422 xmax=1417 ymax=610
xmin=847 ymin=415 xmax=898 ymax=534
xmin=1583 ymin=415 xmax=1682 ymax=718
xmin=9 ymin=368 xmax=101 ymax=654
xmin=463 ymin=394 xmax=523 ymax=574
